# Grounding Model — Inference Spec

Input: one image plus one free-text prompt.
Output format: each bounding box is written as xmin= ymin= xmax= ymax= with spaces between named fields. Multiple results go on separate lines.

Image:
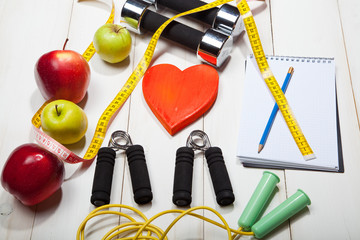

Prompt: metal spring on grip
xmin=186 ymin=130 xmax=211 ymax=151
xmin=108 ymin=130 xmax=133 ymax=150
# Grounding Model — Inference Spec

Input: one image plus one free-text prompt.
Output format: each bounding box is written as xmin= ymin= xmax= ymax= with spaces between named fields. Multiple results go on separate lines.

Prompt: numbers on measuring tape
xmin=32 ymin=0 xmax=313 ymax=163
xmin=237 ymin=0 xmax=315 ymax=160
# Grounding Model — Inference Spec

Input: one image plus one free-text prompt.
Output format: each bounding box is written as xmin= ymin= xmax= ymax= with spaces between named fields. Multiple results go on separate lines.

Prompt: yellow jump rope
xmin=77 ymin=171 xmax=311 ymax=239
xmin=76 ymin=204 xmax=254 ymax=240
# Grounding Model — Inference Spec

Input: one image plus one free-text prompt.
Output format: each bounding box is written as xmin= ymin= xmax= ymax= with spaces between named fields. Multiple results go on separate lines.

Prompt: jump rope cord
xmin=76 ymin=204 xmax=254 ymax=240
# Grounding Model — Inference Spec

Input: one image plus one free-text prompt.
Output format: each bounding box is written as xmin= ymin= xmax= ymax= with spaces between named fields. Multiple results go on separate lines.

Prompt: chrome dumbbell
xmin=121 ymin=0 xmax=233 ymax=67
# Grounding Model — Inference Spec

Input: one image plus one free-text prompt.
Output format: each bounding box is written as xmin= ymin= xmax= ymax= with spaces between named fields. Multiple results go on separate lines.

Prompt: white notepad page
xmin=237 ymin=55 xmax=339 ymax=171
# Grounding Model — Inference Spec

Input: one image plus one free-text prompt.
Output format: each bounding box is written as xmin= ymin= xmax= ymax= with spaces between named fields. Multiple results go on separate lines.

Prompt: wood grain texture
xmin=0 ymin=0 xmax=359 ymax=239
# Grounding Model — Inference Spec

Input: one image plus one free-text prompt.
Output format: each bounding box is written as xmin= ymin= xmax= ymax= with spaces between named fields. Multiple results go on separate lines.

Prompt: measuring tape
xmin=236 ymin=0 xmax=315 ymax=160
xmin=31 ymin=0 xmax=314 ymax=163
xmin=31 ymin=0 xmax=235 ymax=164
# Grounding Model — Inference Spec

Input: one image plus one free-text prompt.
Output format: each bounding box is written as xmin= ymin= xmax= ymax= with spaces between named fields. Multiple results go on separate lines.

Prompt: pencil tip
xmin=288 ymin=67 xmax=294 ymax=74
xmin=258 ymin=144 xmax=264 ymax=153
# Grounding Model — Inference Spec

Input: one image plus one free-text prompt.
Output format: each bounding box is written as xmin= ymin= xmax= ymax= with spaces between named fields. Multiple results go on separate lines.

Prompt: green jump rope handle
xmin=238 ymin=171 xmax=280 ymax=231
xmin=251 ymin=189 xmax=311 ymax=239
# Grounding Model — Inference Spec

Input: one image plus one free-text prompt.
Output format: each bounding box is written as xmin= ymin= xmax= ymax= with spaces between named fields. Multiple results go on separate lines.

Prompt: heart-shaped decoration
xmin=143 ymin=64 xmax=219 ymax=135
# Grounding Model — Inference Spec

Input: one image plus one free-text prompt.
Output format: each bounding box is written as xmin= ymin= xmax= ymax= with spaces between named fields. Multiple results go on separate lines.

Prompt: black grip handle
xmin=172 ymin=147 xmax=195 ymax=206
xmin=140 ymin=9 xmax=203 ymax=51
xmin=205 ymin=147 xmax=235 ymax=206
xmin=91 ymin=147 xmax=116 ymax=207
xmin=126 ymin=145 xmax=153 ymax=204
xmin=157 ymin=0 xmax=218 ymax=25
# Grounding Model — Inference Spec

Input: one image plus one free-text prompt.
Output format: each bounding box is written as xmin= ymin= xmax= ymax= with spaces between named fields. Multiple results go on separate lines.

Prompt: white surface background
xmin=0 ymin=0 xmax=359 ymax=239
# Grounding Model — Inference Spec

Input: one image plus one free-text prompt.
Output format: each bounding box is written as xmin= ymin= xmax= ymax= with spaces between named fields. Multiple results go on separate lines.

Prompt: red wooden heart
xmin=142 ymin=64 xmax=219 ymax=135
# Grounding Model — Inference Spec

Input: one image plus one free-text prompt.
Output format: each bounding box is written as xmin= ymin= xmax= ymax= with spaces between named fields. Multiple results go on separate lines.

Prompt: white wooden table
xmin=1 ymin=0 xmax=360 ymax=239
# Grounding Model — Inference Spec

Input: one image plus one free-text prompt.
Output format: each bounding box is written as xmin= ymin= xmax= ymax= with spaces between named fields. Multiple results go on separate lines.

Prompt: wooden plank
xmin=338 ymin=0 xmax=360 ymax=126
xmin=124 ymin=21 xmax=207 ymax=239
xmin=271 ymin=0 xmax=360 ymax=239
xmin=0 ymin=0 xmax=73 ymax=239
xmin=202 ymin=1 xmax=290 ymax=239
xmin=1 ymin=0 xmax=359 ymax=239
xmin=28 ymin=1 xmax=134 ymax=239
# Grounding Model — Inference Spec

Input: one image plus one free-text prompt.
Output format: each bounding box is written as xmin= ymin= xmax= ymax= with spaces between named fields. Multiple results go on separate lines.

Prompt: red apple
xmin=1 ymin=143 xmax=65 ymax=206
xmin=34 ymin=50 xmax=90 ymax=104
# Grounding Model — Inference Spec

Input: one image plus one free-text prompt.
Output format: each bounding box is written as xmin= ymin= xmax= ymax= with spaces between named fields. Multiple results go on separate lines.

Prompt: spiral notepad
xmin=237 ymin=55 xmax=343 ymax=172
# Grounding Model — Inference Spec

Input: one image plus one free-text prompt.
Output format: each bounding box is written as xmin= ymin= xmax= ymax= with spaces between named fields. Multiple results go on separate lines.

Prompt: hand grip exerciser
xmin=91 ymin=131 xmax=153 ymax=207
xmin=173 ymin=130 xmax=235 ymax=206
xmin=121 ymin=0 xmax=233 ymax=67
xmin=238 ymin=171 xmax=311 ymax=238
xmin=155 ymin=0 xmax=244 ymax=37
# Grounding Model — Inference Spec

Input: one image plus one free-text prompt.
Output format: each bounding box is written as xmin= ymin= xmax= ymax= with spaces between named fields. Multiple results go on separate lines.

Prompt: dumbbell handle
xmin=126 ymin=145 xmax=153 ymax=204
xmin=140 ymin=9 xmax=233 ymax=67
xmin=155 ymin=0 xmax=242 ymax=37
xmin=141 ymin=9 xmax=203 ymax=52
xmin=205 ymin=147 xmax=235 ymax=206
xmin=157 ymin=0 xmax=218 ymax=25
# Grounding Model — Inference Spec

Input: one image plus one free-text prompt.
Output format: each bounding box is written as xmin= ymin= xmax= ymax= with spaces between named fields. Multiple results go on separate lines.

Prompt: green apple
xmin=93 ymin=23 xmax=132 ymax=63
xmin=41 ymin=100 xmax=88 ymax=145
